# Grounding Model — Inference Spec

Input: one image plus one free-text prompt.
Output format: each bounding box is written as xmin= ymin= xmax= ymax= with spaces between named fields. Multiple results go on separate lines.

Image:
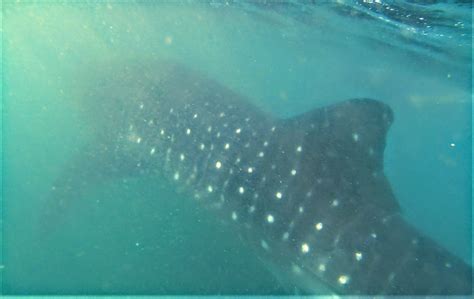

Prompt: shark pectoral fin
xmin=283 ymin=98 xmax=399 ymax=212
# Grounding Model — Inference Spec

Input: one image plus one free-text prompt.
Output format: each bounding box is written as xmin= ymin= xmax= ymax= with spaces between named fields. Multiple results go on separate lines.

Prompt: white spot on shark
xmin=338 ymin=275 xmax=350 ymax=285
xmin=301 ymin=243 xmax=310 ymax=253
xmin=369 ymin=147 xmax=375 ymax=155
xmin=267 ymin=214 xmax=274 ymax=223
xmin=315 ymin=222 xmax=323 ymax=231
xmin=352 ymin=133 xmax=359 ymax=142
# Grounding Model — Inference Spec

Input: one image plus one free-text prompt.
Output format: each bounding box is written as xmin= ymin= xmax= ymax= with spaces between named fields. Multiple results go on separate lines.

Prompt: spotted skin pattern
xmin=50 ymin=61 xmax=472 ymax=295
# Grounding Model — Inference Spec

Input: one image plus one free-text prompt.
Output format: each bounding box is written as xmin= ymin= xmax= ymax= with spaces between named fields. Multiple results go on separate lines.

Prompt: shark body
xmin=46 ymin=61 xmax=472 ymax=295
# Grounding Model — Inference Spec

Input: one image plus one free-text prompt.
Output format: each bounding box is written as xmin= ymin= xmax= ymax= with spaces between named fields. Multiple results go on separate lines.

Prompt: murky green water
xmin=2 ymin=1 xmax=471 ymax=295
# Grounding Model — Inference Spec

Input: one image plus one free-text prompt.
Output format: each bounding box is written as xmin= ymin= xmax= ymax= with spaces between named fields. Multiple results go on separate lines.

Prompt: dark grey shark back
xmin=45 ymin=61 xmax=472 ymax=295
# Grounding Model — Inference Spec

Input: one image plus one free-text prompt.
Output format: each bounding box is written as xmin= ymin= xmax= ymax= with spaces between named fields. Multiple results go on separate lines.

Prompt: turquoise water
xmin=1 ymin=0 xmax=472 ymax=295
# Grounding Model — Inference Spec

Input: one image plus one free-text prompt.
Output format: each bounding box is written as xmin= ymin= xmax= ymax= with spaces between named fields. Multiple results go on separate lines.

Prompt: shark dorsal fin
xmin=282 ymin=98 xmax=398 ymax=212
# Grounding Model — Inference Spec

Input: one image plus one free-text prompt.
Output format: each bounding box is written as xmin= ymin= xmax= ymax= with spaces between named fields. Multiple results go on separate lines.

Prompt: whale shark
xmin=44 ymin=61 xmax=472 ymax=295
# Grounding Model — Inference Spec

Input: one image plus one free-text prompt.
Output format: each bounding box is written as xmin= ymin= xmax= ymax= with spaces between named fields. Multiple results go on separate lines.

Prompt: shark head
xmin=44 ymin=60 xmax=472 ymax=295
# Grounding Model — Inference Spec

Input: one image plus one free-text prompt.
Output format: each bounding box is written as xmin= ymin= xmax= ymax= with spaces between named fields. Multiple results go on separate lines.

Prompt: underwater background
xmin=1 ymin=0 xmax=472 ymax=295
